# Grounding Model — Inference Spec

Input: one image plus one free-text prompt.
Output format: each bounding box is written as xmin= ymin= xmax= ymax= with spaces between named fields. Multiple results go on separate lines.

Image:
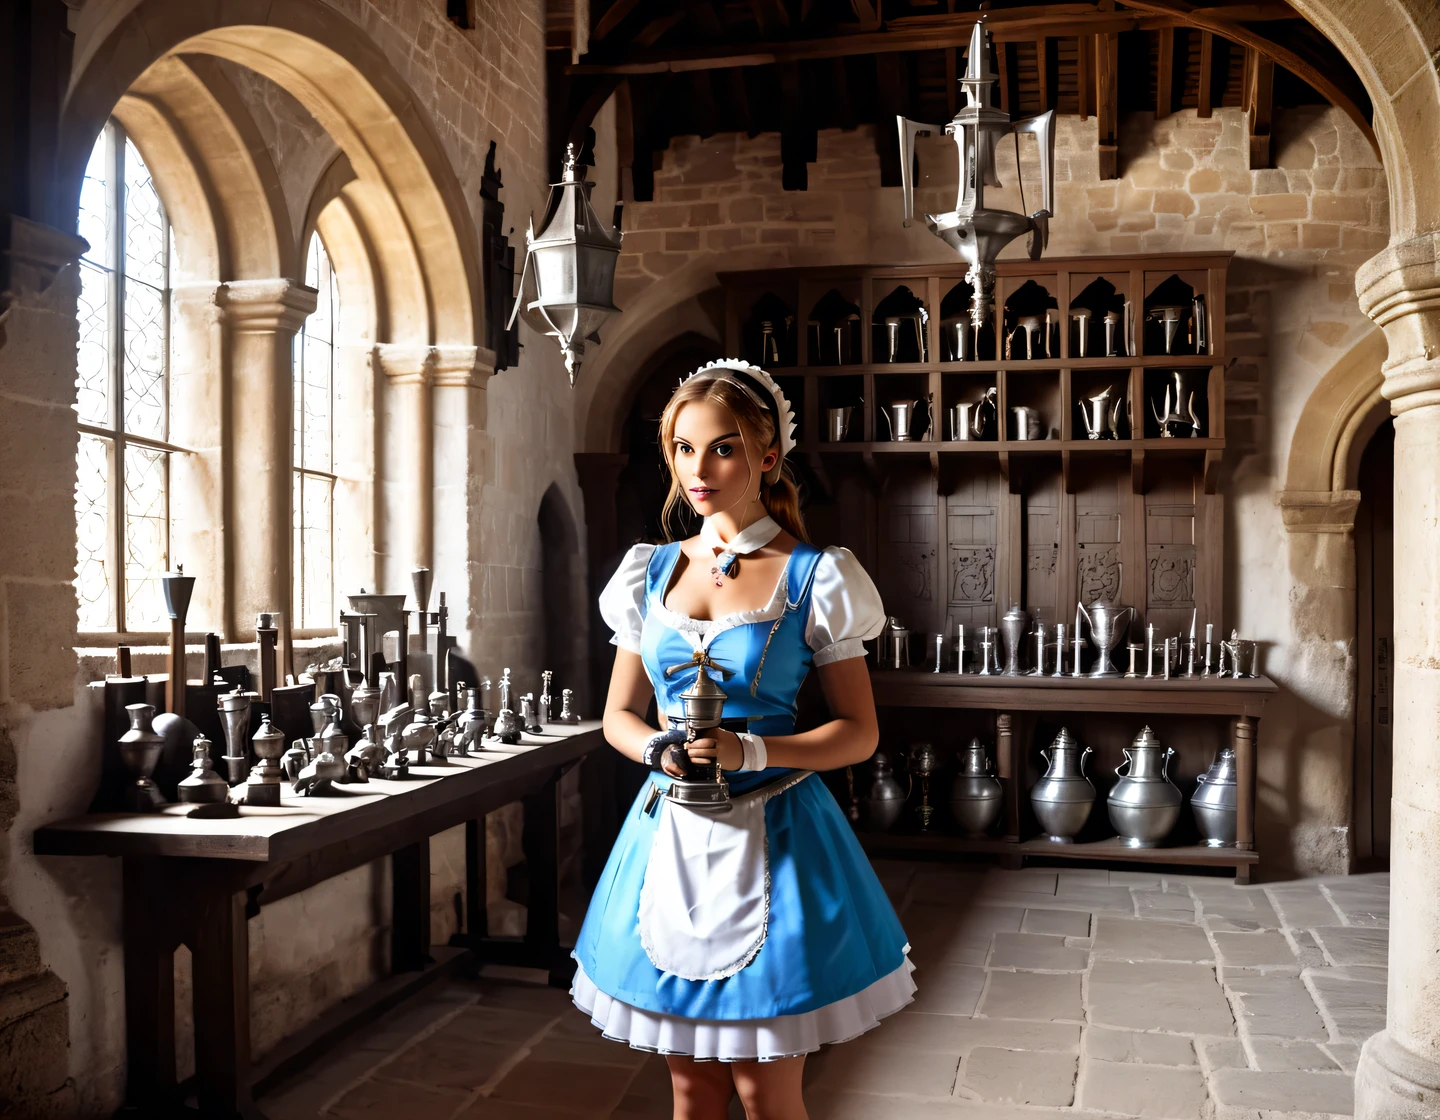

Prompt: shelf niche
xmin=940 ymin=279 xmax=995 ymax=362
xmin=807 ymin=287 xmax=862 ymax=367
xmin=741 ymin=290 xmax=798 ymax=368
xmin=872 ymin=284 xmax=930 ymax=365
xmin=1069 ymin=275 xmax=1130 ymax=360
xmin=1142 ymin=272 xmax=1209 ymax=358
xmin=1001 ymin=278 xmax=1060 ymax=361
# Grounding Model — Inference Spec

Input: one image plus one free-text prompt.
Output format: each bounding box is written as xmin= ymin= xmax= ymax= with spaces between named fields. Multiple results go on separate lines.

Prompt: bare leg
xmin=731 ymin=1055 xmax=808 ymax=1120
xmin=666 ymin=1054 xmax=735 ymax=1120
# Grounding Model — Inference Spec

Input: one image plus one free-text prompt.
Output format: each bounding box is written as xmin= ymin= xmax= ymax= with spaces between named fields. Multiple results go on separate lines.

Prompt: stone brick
xmin=487 ymin=1056 xmax=636 ymax=1112
xmin=962 ymin=1047 xmax=1076 ymax=1106
xmin=5 ymin=583 xmax=78 ymax=709
xmin=1092 ymin=917 xmax=1212 ymax=962
xmin=988 ymin=933 xmax=1089 ymax=971
xmin=758 ymin=227 xmax=799 ymax=245
xmin=1311 ymin=194 xmax=1370 ymax=223
xmin=1209 ymin=1069 xmax=1354 ymax=1114
xmin=1084 ymin=1027 xmax=1197 ymax=1067
xmin=728 ymin=196 xmax=764 ymax=223
xmin=1077 ymin=1060 xmax=1206 ymax=1119
xmin=1249 ymin=193 xmax=1308 ymax=220
xmin=1200 ymin=1037 xmax=1249 ymax=1071
xmin=1187 ymin=169 xmax=1222 ymax=194
xmin=1021 ymin=908 xmax=1091 ymax=937
xmin=807 ymin=1043 xmax=960 ymax=1097
xmin=1265 ymin=886 xmax=1342 ymax=929
xmin=906 ymin=964 xmax=985 ymax=1016
xmin=1306 ymin=972 xmax=1387 ymax=1040
xmin=1302 ymin=223 xmax=1343 ymax=249
xmin=1152 ymin=189 xmax=1197 ymax=216
xmin=1088 ymin=961 xmax=1234 ymax=1035
xmin=1212 ymin=931 xmax=1298 ymax=969
xmin=1224 ymin=972 xmax=1326 ymax=1039
xmin=1250 ymin=1039 xmax=1341 ymax=1072
xmin=639 ymin=252 xmax=689 ymax=277
xmin=664 ymin=230 xmax=700 ymax=252
xmin=978 ymin=969 xmax=1083 ymax=1021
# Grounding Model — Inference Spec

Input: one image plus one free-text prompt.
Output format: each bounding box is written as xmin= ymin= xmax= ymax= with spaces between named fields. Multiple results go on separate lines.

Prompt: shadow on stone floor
xmin=263 ymin=864 xmax=1387 ymax=1120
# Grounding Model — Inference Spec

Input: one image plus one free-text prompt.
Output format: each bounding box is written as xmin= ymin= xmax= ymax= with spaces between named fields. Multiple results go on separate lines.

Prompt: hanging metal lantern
xmin=508 ymin=143 xmax=622 ymax=384
xmin=897 ymin=20 xmax=1056 ymax=334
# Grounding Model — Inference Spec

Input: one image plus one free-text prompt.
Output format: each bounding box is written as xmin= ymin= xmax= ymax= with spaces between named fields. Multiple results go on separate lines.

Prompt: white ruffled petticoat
xmin=569 ymin=953 xmax=917 ymax=1063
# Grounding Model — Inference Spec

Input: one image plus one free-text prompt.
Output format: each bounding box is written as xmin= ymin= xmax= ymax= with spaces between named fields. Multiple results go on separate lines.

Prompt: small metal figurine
xmin=1202 ymin=622 xmax=1215 ymax=676
xmin=492 ymin=669 xmax=522 ymax=744
xmin=521 ymin=692 xmax=543 ymax=734
xmin=119 ymin=703 xmax=167 ymax=812
xmin=217 ymin=688 xmax=252 ymax=785
xmin=1070 ymin=603 xmax=1086 ymax=678
xmin=294 ymin=716 xmax=348 ymax=796
xmin=401 ymin=718 xmax=436 ymax=767
xmin=378 ymin=705 xmax=413 ymax=779
xmin=908 ymin=742 xmax=938 ymax=833
xmin=1028 ymin=626 xmax=1047 ymax=676
xmin=540 ymin=670 xmax=554 ymax=722
xmin=454 ymin=687 xmax=487 ymax=753
xmin=1145 ymin=624 xmax=1158 ymax=679
xmin=1163 ymin=638 xmax=1174 ymax=681
xmin=246 ymin=716 xmax=288 ymax=806
xmin=177 ymin=735 xmax=230 ymax=805
xmin=556 ymin=688 xmax=581 ymax=725
xmin=931 ymin=633 xmax=945 ymax=673
xmin=345 ymin=724 xmax=386 ymax=781
xmin=976 ymin=632 xmax=994 ymax=676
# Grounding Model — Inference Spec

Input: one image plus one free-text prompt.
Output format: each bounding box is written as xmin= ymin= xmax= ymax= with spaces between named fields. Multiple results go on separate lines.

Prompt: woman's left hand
xmin=685 ymin=727 xmax=745 ymax=772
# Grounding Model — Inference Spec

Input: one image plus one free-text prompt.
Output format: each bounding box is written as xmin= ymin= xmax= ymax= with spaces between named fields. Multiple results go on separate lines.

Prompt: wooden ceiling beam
xmin=1037 ymin=36 xmax=1053 ymax=112
xmin=1077 ymin=33 xmax=1092 ymax=119
xmin=1248 ymin=48 xmax=1275 ymax=168
xmin=592 ymin=0 xmax=646 ymax=43
xmin=1096 ymin=31 xmax=1118 ymax=179
xmin=1155 ymin=26 xmax=1175 ymax=118
xmin=1197 ymin=29 xmax=1214 ymax=117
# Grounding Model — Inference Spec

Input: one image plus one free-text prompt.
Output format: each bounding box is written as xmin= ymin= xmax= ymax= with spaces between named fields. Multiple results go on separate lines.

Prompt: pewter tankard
xmin=880 ymin=398 xmax=929 ymax=442
xmin=1078 ymin=600 xmax=1135 ymax=678
xmin=1010 ymin=405 xmax=1043 ymax=441
xmin=826 ymin=405 xmax=858 ymax=442
xmin=949 ymin=386 xmax=996 ymax=441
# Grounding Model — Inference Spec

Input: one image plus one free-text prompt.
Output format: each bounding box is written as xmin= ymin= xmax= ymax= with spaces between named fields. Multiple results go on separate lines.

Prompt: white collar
xmin=700 ymin=515 xmax=781 ymax=557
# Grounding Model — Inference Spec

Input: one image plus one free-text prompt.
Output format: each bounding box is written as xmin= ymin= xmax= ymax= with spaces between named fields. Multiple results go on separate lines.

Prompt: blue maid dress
xmin=570 ymin=539 xmax=915 ymax=1062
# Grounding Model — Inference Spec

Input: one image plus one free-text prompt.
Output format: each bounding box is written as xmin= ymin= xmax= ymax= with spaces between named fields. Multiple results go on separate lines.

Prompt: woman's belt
xmin=665 ymin=715 xmax=794 ymax=736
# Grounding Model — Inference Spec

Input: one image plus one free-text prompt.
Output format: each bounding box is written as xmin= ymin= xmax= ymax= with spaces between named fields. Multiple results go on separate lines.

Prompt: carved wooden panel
xmin=1145 ymin=469 xmax=1198 ymax=640
xmin=946 ymin=472 xmax=1000 ymax=633
xmin=1074 ymin=467 xmax=1129 ymax=607
xmin=1023 ymin=473 xmax=1061 ymax=626
xmin=877 ymin=467 xmax=938 ymax=632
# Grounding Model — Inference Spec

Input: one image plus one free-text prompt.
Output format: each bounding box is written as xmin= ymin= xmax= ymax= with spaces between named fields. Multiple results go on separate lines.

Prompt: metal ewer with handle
xmin=1107 ymin=725 xmax=1183 ymax=848
xmin=950 ymin=738 xmax=1003 ymax=838
xmin=1030 ymin=727 xmax=1095 ymax=843
xmin=1192 ymin=746 xmax=1239 ymax=847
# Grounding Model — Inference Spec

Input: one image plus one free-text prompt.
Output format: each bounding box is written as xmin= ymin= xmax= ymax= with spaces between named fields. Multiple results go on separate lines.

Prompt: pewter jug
xmin=1030 ymin=728 xmax=1095 ymax=843
xmin=1148 ymin=304 xmax=1185 ymax=355
xmin=949 ymin=387 xmax=996 ymax=441
xmin=1192 ymin=747 xmax=1238 ymax=847
xmin=178 ymin=736 xmax=230 ymax=805
xmin=1000 ymin=604 xmax=1029 ymax=676
xmin=879 ymin=616 xmax=911 ymax=669
xmin=1107 ymin=725 xmax=1182 ymax=848
xmin=826 ymin=405 xmax=858 ymax=442
xmin=859 ymin=753 xmax=908 ymax=833
xmin=1221 ymin=632 xmax=1258 ymax=678
xmin=1079 ymin=385 xmax=1125 ymax=440
xmin=1010 ymin=405 xmax=1043 ymax=441
xmin=245 ymin=716 xmax=288 ymax=806
xmin=1151 ymin=370 xmax=1204 ymax=437
xmin=942 ymin=316 xmax=970 ymax=361
xmin=1078 ymin=600 xmax=1135 ymax=679
xmin=880 ymin=398 xmax=929 ymax=442
xmin=950 ymin=739 xmax=1003 ymax=837
xmin=119 ymin=703 xmax=167 ymax=812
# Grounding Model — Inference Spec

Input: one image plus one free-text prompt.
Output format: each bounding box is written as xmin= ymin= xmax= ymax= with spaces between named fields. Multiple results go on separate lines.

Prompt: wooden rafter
xmin=1096 ymin=31 xmax=1118 ymax=179
xmin=1248 ymin=48 xmax=1275 ymax=168
xmin=1197 ymin=29 xmax=1214 ymax=117
xmin=592 ymin=0 xmax=646 ymax=42
xmin=1155 ymin=26 xmax=1175 ymax=118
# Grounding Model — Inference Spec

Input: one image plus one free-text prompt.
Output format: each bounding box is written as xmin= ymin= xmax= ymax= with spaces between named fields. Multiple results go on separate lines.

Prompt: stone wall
xmin=586 ymin=103 xmax=1388 ymax=876
xmin=0 ymin=0 xmax=593 ymax=1113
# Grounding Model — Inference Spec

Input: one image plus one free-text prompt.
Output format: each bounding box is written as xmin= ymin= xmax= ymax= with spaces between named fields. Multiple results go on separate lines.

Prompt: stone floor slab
xmin=1077 ymin=1059 xmax=1208 ymax=1119
xmin=1250 ymin=1040 xmax=1341 ymax=1073
xmin=1209 ymin=1069 xmax=1355 ymax=1115
xmin=1084 ymin=1027 xmax=1198 ymax=1067
xmin=1022 ymin=908 xmax=1093 ymax=937
xmin=979 ymin=968 xmax=1084 ymax=1021
xmin=907 ymin=965 xmax=986 ymax=1016
xmin=809 ymin=1043 xmax=961 ymax=1097
xmin=327 ymin=1078 xmax=474 ymax=1119
xmin=1311 ymin=926 xmax=1389 ymax=967
xmin=1092 ymin=916 xmax=1214 ymax=962
xmin=1213 ymin=931 xmax=1299 ymax=969
xmin=1088 ymin=961 xmax=1235 ymax=1035
xmin=947 ymin=1017 xmax=1082 ymax=1054
xmin=487 ymin=1056 xmax=637 ymax=1112
xmin=1110 ymin=870 xmax=1163 ymax=887
xmin=1306 ymin=972 xmax=1387 ymax=1041
xmin=987 ymin=932 xmax=1090 ymax=971
xmin=1323 ymin=1041 xmax=1362 ymax=1075
xmin=1198 ymin=1037 xmax=1249 ymax=1072
xmin=1265 ymin=887 xmax=1344 ymax=930
xmin=962 ymin=1046 xmax=1077 ymax=1106
xmin=1054 ymin=884 xmax=1138 ymax=913
xmin=1225 ymin=972 xmax=1327 ymax=1040
xmin=1134 ymin=889 xmax=1199 ymax=915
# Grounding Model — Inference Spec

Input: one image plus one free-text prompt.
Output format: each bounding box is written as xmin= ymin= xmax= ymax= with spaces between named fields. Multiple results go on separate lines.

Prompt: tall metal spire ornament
xmin=508 ymin=144 xmax=623 ymax=384
xmin=897 ymin=21 xmax=1057 ymax=338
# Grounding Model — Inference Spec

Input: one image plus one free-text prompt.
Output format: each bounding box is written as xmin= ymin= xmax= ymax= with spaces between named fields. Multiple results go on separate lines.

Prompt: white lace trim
xmin=569 ymin=952 xmax=917 ymax=1063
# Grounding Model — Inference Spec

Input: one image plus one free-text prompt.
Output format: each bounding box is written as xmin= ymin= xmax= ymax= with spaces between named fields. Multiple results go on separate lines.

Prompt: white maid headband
xmin=680 ymin=359 xmax=798 ymax=461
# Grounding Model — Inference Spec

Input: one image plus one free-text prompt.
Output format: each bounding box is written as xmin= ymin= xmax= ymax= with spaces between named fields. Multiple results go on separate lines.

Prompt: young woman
xmin=569 ymin=360 xmax=914 ymax=1120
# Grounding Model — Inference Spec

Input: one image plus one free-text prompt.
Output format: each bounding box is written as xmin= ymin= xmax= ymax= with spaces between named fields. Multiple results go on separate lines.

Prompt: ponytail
xmin=761 ymin=462 xmax=809 ymax=543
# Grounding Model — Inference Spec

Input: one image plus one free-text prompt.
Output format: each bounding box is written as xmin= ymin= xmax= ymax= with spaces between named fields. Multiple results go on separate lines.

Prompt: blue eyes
xmin=676 ymin=443 xmax=734 ymax=457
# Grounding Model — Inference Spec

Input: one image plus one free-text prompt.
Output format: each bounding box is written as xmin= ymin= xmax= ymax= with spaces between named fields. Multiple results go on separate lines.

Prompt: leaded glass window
xmin=293 ymin=231 xmax=337 ymax=629
xmin=74 ymin=121 xmax=178 ymax=632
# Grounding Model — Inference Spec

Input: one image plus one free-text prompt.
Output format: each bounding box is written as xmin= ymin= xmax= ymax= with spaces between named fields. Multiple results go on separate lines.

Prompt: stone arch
xmin=63 ymin=0 xmax=481 ymax=347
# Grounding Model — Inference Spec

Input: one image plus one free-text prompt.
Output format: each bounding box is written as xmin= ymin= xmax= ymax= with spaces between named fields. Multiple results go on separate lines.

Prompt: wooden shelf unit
xmin=722 ymin=253 xmax=1257 ymax=876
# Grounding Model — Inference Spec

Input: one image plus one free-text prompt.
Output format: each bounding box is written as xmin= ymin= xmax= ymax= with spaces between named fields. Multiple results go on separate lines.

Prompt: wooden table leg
xmin=996 ymin=712 xmax=1021 ymax=846
xmin=522 ymin=770 xmax=561 ymax=963
xmin=1234 ymin=716 xmax=1256 ymax=853
xmin=465 ymin=817 xmax=488 ymax=944
xmin=192 ymin=889 xmax=254 ymax=1117
xmin=122 ymin=859 xmax=176 ymax=1110
xmin=392 ymin=839 xmax=432 ymax=973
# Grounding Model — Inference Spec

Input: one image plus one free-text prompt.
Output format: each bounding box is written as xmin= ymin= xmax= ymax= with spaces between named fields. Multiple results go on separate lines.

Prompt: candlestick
xmin=1052 ymin=624 xmax=1066 ymax=678
xmin=1070 ymin=625 xmax=1085 ymax=678
xmin=955 ymin=625 xmax=967 ymax=675
xmin=1163 ymin=638 xmax=1173 ymax=681
xmin=1144 ymin=624 xmax=1157 ymax=679
xmin=932 ymin=632 xmax=945 ymax=673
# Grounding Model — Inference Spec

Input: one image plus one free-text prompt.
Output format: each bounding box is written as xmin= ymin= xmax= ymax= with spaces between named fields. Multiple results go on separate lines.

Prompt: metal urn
xmin=859 ymin=753 xmax=908 ymax=833
xmin=1107 ymin=725 xmax=1182 ymax=848
xmin=897 ymin=21 xmax=1055 ymax=336
xmin=950 ymin=738 xmax=1003 ymax=838
xmin=177 ymin=735 xmax=230 ymax=805
xmin=1192 ymin=747 xmax=1239 ymax=847
xmin=666 ymin=669 xmax=731 ymax=812
xmin=245 ymin=716 xmax=288 ymax=807
xmin=1030 ymin=727 xmax=1095 ymax=843
xmin=1078 ymin=600 xmax=1135 ymax=679
xmin=507 ymin=143 xmax=622 ymax=383
xmin=119 ymin=703 xmax=167 ymax=812
xmin=1000 ymin=604 xmax=1029 ymax=676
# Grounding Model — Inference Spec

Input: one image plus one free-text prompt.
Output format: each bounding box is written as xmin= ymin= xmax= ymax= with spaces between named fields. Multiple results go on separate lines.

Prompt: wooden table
xmin=34 ymin=721 xmax=608 ymax=1119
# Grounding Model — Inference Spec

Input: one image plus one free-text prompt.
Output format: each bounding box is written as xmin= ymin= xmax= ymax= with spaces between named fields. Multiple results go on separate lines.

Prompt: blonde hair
xmin=658 ymin=375 xmax=809 ymax=544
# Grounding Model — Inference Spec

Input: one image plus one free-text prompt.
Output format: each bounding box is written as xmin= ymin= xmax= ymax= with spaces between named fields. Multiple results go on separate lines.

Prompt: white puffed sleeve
xmin=598 ymin=544 xmax=656 ymax=653
xmin=805 ymin=546 xmax=886 ymax=667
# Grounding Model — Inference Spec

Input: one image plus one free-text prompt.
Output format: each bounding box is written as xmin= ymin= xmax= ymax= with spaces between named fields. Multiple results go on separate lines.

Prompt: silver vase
xmin=949 ymin=738 xmax=1002 ymax=838
xmin=1000 ymin=605 xmax=1028 ymax=676
xmin=1030 ymin=728 xmax=1094 ymax=843
xmin=119 ymin=703 xmax=167 ymax=812
xmin=1107 ymin=725 xmax=1182 ymax=848
xmin=1192 ymin=746 xmax=1239 ymax=847
xmin=859 ymin=754 xmax=908 ymax=833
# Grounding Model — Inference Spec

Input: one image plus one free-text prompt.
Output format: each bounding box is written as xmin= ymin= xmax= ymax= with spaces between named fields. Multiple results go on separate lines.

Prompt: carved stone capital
xmin=433 ymin=345 xmax=496 ymax=388
xmin=373 ymin=343 xmax=433 ymax=385
xmin=1 ymin=214 xmax=88 ymax=309
xmin=1276 ymin=489 xmax=1362 ymax=534
xmin=1356 ymin=234 xmax=1440 ymax=413
xmin=216 ymin=278 xmax=317 ymax=334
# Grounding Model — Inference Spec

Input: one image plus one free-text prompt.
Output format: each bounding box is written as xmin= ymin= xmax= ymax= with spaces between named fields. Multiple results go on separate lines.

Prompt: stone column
xmin=1354 ymin=234 xmax=1440 ymax=1119
xmin=374 ymin=344 xmax=437 ymax=591
xmin=216 ymin=279 xmax=316 ymax=648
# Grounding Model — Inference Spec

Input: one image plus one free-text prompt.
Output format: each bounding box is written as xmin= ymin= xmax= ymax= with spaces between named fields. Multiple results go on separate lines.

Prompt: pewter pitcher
xmin=1079 ymin=385 xmax=1125 ymax=440
xmin=826 ymin=404 xmax=859 ymax=442
xmin=1078 ymin=600 xmax=1135 ymax=679
xmin=1192 ymin=747 xmax=1238 ymax=847
xmin=859 ymin=753 xmax=909 ymax=833
xmin=1151 ymin=370 xmax=1204 ymax=437
xmin=949 ymin=386 xmax=996 ymax=441
xmin=1010 ymin=405 xmax=1043 ymax=441
xmin=1030 ymin=728 xmax=1094 ymax=843
xmin=1107 ymin=725 xmax=1182 ymax=848
xmin=880 ymin=398 xmax=929 ymax=442
xmin=950 ymin=738 xmax=1002 ymax=837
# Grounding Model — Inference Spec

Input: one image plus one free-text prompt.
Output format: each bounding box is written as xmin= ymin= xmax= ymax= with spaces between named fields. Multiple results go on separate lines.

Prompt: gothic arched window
xmin=293 ymin=230 xmax=337 ymax=629
xmin=74 ymin=121 xmax=177 ymax=632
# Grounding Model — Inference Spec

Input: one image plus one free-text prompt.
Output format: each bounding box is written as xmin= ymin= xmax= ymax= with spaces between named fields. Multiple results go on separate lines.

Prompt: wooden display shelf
xmin=857 ymin=830 xmax=1259 ymax=872
xmin=763 ymin=355 xmax=1219 ymax=375
xmin=799 ymin=439 xmax=1225 ymax=455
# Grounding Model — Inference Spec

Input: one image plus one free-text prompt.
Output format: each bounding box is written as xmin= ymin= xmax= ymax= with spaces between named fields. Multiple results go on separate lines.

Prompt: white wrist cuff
xmin=737 ymin=732 xmax=768 ymax=772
